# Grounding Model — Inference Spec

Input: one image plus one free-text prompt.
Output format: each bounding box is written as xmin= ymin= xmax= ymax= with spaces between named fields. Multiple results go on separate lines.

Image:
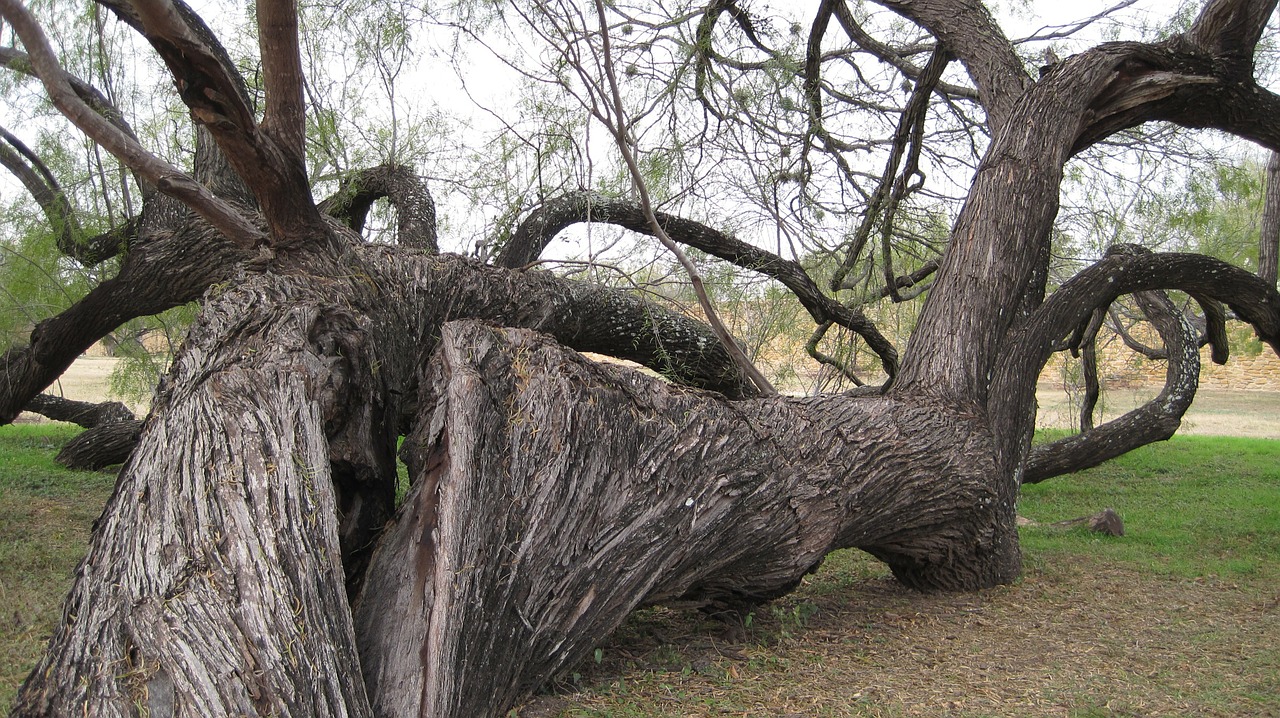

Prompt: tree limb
xmin=497 ymin=191 xmax=899 ymax=380
xmin=1025 ymin=285 xmax=1199 ymax=483
xmin=0 ymin=0 xmax=266 ymax=249
xmin=869 ymin=0 xmax=1030 ymax=127
xmin=319 ymin=164 xmax=438 ymax=252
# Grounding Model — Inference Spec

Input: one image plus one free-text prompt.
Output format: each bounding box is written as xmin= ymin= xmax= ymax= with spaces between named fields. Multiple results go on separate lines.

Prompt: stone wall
xmin=1040 ymin=326 xmax=1280 ymax=392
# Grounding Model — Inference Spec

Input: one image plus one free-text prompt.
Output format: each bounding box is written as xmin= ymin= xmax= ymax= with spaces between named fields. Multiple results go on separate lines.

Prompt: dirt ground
xmin=25 ymin=357 xmax=1280 ymax=440
xmin=1034 ymin=382 xmax=1280 ymax=439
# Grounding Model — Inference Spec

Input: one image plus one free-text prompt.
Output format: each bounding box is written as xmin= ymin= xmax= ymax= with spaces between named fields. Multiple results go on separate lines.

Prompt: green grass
xmin=0 ymin=423 xmax=118 ymax=710
xmin=1019 ymin=434 xmax=1280 ymax=581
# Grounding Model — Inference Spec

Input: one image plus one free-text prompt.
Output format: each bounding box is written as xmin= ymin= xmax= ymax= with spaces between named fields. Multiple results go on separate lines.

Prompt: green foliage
xmin=1150 ymin=161 xmax=1265 ymax=269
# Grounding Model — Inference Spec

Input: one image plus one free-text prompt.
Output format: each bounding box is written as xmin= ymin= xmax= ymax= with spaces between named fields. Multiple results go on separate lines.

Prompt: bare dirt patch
xmin=552 ymin=551 xmax=1279 ymax=717
xmin=1036 ymin=384 xmax=1280 ymax=439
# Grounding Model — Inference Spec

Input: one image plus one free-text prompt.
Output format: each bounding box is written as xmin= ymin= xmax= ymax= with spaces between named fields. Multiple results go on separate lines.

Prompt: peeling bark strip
xmin=355 ymin=321 xmax=1013 ymax=717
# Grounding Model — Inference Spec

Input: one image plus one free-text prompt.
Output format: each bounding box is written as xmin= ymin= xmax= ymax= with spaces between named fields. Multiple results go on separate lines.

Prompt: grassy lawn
xmin=2 ymin=425 xmax=1277 ymax=716
xmin=0 ymin=424 xmax=118 ymax=711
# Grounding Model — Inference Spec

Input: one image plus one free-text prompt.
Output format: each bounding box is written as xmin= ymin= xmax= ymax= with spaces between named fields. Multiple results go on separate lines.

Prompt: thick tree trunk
xmin=354 ymin=321 xmax=1016 ymax=718
xmin=14 ymin=275 xmax=388 ymax=717
xmin=14 ymin=256 xmax=1019 ymax=717
xmin=1260 ymin=150 xmax=1280 ymax=287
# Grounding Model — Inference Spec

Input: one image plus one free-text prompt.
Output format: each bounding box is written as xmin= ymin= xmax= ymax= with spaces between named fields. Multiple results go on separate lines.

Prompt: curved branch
xmin=805 ymin=321 xmax=864 ymax=386
xmin=869 ymin=0 xmax=1030 ymax=127
xmin=831 ymin=44 xmax=949 ymax=292
xmin=992 ymin=248 xmax=1280 ymax=483
xmin=1025 ymin=287 xmax=1199 ymax=483
xmin=0 ymin=218 xmax=252 ymax=424
xmin=375 ymin=252 xmax=760 ymax=399
xmin=319 ymin=164 xmax=438 ymax=252
xmin=496 ymin=191 xmax=899 ymax=379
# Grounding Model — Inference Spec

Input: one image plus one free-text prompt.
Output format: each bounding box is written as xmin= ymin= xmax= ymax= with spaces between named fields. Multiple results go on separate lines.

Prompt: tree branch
xmin=869 ymin=0 xmax=1030 ymax=127
xmin=993 ymin=247 xmax=1280 ymax=483
xmin=0 ymin=0 xmax=266 ymax=249
xmin=1260 ymin=151 xmax=1280 ymax=287
xmin=497 ymin=191 xmax=899 ymax=380
xmin=1025 ymin=286 xmax=1199 ymax=483
xmin=319 ymin=164 xmax=438 ymax=252
xmin=101 ymin=0 xmax=327 ymax=248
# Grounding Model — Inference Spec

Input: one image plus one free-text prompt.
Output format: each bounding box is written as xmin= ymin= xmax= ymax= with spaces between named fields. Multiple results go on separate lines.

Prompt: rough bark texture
xmin=15 ymin=258 xmax=1014 ymax=717
xmin=1260 ymin=151 xmax=1280 ymax=287
xmin=319 ymin=164 xmax=438 ymax=251
xmin=11 ymin=0 xmax=1280 ymax=716
xmin=355 ymin=321 xmax=1010 ymax=718
xmin=14 ymin=275 xmax=381 ymax=717
xmin=54 ymin=419 xmax=143 ymax=470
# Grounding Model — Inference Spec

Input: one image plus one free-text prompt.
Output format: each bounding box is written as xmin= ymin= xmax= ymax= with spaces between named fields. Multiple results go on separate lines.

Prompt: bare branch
xmin=497 ymin=191 xmax=899 ymax=380
xmin=0 ymin=0 xmax=265 ymax=250
xmin=588 ymin=0 xmax=776 ymax=395
xmin=257 ymin=0 xmax=308 ymax=159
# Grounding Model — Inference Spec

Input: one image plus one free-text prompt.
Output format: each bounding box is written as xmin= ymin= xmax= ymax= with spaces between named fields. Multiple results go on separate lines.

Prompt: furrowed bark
xmin=354 ymin=321 xmax=1015 ymax=718
xmin=55 ymin=419 xmax=143 ymax=470
xmin=1260 ymin=151 xmax=1280 ymax=287
xmin=14 ymin=275 xmax=383 ymax=717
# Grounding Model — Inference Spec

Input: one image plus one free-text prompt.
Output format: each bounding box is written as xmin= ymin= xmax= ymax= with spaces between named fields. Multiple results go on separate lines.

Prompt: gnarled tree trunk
xmin=13 ymin=251 xmax=1018 ymax=717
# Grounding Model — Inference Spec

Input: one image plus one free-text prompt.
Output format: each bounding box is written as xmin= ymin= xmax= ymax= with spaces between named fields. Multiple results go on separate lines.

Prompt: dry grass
xmin=1035 ymin=384 xmax=1280 ymax=440
xmin=538 ymin=550 xmax=1278 ymax=718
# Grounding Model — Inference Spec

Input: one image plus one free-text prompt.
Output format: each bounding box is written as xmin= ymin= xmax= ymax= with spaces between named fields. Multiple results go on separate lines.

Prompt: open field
xmin=25 ymin=356 xmax=1280 ymax=440
xmin=2 ymin=421 xmax=1277 ymax=715
xmin=1035 ymin=383 xmax=1280 ymax=440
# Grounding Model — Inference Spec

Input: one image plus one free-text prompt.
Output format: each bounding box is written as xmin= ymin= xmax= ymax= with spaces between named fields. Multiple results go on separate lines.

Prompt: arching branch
xmin=319 ymin=164 xmax=438 ymax=252
xmin=496 ymin=191 xmax=899 ymax=379
xmin=1025 ymin=286 xmax=1199 ymax=483
xmin=992 ymin=247 xmax=1280 ymax=483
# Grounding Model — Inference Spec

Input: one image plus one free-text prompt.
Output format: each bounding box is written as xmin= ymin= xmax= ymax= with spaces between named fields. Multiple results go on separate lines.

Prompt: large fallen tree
xmin=2 ymin=0 xmax=1280 ymax=716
